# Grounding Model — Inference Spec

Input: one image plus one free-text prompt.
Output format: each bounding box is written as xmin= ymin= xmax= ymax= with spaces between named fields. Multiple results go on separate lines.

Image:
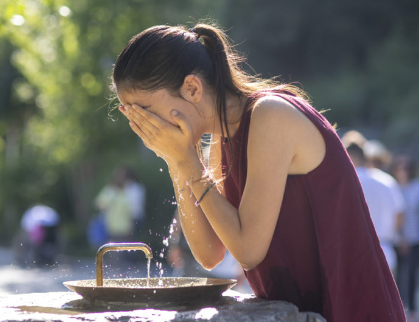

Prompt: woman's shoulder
xmin=248 ymin=93 xmax=327 ymax=175
xmin=250 ymin=93 xmax=309 ymax=129
xmin=246 ymin=94 xmax=307 ymax=159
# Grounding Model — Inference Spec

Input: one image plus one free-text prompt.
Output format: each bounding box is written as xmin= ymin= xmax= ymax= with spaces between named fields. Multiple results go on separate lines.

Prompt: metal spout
xmin=95 ymin=242 xmax=153 ymax=286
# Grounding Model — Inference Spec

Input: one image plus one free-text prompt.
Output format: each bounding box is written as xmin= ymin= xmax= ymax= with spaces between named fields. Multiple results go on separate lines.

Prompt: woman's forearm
xmin=168 ymin=159 xmax=227 ymax=270
xmin=174 ymin=157 xmax=268 ymax=271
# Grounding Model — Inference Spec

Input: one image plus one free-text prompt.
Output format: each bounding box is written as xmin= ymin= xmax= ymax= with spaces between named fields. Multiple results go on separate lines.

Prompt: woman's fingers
xmin=119 ymin=104 xmax=130 ymax=119
xmin=122 ymin=103 xmax=192 ymax=163
xmin=131 ymin=104 xmax=165 ymax=130
xmin=129 ymin=120 xmax=146 ymax=139
xmin=171 ymin=110 xmax=192 ymax=135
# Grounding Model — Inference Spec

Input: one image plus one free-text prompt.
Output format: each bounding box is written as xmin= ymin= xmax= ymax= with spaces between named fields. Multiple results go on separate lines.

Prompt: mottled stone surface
xmin=0 ymin=290 xmax=325 ymax=322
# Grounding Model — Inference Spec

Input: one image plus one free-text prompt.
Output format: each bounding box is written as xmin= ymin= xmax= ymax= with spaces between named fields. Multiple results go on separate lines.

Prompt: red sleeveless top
xmin=221 ymin=92 xmax=405 ymax=322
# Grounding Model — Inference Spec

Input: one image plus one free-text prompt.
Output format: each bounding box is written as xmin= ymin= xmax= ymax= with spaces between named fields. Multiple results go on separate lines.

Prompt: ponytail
xmin=190 ymin=25 xmax=234 ymax=151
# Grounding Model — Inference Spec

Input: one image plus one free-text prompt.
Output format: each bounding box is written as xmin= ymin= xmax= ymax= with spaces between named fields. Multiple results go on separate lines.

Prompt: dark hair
xmin=112 ymin=22 xmax=306 ymax=178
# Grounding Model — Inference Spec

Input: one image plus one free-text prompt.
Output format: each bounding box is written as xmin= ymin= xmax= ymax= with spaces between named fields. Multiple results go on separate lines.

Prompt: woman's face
xmin=117 ymin=88 xmax=197 ymax=126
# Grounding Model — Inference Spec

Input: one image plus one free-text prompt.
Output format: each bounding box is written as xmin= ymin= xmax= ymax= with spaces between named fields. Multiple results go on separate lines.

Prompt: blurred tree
xmin=0 ymin=0 xmax=222 ymax=253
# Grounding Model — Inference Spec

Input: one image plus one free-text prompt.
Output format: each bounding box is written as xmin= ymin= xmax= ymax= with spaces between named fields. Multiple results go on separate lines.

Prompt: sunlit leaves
xmin=0 ymin=0 xmax=222 ymax=242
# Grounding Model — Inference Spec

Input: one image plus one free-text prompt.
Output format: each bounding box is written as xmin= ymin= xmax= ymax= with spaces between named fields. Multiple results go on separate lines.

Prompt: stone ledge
xmin=0 ymin=291 xmax=325 ymax=322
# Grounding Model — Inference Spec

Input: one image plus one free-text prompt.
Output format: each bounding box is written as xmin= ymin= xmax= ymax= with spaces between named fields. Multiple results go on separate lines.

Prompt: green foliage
xmin=0 ymin=0 xmax=220 ymax=249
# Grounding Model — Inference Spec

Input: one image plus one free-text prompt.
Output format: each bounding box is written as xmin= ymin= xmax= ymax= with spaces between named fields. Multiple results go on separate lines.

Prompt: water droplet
xmin=159 ymin=168 xmax=163 ymax=172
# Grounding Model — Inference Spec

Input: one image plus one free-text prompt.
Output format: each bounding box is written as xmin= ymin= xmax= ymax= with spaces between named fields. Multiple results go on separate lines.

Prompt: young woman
xmin=111 ymin=23 xmax=405 ymax=322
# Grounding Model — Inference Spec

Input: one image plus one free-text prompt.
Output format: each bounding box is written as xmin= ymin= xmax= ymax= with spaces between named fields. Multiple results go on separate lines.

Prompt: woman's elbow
xmin=236 ymin=251 xmax=265 ymax=271
xmin=196 ymin=249 xmax=225 ymax=271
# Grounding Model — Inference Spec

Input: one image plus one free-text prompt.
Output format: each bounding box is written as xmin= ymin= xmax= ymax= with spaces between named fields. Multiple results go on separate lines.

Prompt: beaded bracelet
xmin=195 ymin=182 xmax=216 ymax=207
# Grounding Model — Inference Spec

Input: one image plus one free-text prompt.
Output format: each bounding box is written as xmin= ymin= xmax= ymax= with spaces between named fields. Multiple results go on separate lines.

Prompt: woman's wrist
xmin=175 ymin=153 xmax=202 ymax=180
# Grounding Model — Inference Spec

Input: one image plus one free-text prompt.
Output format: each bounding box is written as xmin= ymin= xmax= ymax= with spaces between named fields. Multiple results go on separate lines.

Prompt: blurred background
xmin=0 ymin=0 xmax=418 ymax=296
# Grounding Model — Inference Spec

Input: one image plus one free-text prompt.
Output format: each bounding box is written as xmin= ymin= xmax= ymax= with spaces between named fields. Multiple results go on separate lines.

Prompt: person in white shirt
xmin=364 ymin=140 xmax=405 ymax=229
xmin=344 ymin=141 xmax=403 ymax=272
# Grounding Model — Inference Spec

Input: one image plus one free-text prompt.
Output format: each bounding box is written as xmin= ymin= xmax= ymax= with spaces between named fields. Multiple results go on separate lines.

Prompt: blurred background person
xmin=391 ymin=155 xmax=419 ymax=321
xmin=364 ymin=139 xmax=406 ymax=250
xmin=12 ymin=204 xmax=60 ymax=267
xmin=342 ymin=131 xmax=404 ymax=273
xmin=364 ymin=139 xmax=393 ymax=172
xmin=364 ymin=140 xmax=405 ymax=211
xmin=94 ymin=166 xmax=132 ymax=243
xmin=123 ymin=167 xmax=147 ymax=239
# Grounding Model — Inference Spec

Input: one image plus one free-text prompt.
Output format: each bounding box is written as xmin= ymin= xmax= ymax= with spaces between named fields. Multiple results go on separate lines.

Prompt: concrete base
xmin=0 ymin=290 xmax=325 ymax=322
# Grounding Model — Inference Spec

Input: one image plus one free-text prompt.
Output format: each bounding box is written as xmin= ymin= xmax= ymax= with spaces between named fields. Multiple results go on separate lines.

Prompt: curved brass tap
xmin=95 ymin=242 xmax=153 ymax=286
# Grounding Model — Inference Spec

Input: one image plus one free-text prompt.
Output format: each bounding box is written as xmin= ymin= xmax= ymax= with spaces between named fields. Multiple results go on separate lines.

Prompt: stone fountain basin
xmin=63 ymin=277 xmax=237 ymax=304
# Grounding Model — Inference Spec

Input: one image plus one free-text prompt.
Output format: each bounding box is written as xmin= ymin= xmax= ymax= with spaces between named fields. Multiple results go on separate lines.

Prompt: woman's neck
xmin=200 ymin=93 xmax=247 ymax=138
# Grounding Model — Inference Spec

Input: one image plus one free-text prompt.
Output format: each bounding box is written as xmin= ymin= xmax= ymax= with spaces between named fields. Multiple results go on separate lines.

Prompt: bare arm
xmin=167 ymin=156 xmax=227 ymax=269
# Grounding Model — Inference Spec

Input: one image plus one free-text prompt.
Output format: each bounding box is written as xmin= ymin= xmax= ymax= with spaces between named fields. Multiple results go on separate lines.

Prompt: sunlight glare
xmin=10 ymin=15 xmax=25 ymax=26
xmin=59 ymin=6 xmax=71 ymax=17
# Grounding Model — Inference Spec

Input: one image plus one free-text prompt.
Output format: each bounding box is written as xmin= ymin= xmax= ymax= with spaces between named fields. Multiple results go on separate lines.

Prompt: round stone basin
xmin=64 ymin=277 xmax=237 ymax=304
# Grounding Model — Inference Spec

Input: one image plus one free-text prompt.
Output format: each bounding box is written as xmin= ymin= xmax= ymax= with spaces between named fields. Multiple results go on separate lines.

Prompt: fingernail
xmin=172 ymin=110 xmax=178 ymax=116
xmin=119 ymin=105 xmax=125 ymax=112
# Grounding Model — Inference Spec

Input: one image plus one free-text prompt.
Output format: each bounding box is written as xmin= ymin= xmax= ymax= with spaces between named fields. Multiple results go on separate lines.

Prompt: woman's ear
xmin=181 ymin=74 xmax=203 ymax=104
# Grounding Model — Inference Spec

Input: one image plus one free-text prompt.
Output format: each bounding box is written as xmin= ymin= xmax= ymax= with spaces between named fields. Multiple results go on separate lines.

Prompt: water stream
xmin=147 ymin=257 xmax=151 ymax=287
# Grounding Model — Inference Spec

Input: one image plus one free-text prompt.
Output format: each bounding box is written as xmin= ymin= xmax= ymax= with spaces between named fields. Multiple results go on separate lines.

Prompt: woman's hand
xmin=119 ymin=104 xmax=197 ymax=166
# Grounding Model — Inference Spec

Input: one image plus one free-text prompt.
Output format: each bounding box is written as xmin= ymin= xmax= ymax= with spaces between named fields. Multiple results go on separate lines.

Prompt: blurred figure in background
xmin=364 ymin=139 xmax=405 ymax=220
xmin=342 ymin=132 xmax=403 ymax=273
xmin=13 ymin=204 xmax=60 ymax=267
xmin=364 ymin=140 xmax=405 ymax=219
xmin=391 ymin=155 xmax=419 ymax=321
xmin=94 ymin=166 xmax=132 ymax=242
xmin=364 ymin=139 xmax=393 ymax=172
xmin=123 ymin=167 xmax=147 ymax=239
